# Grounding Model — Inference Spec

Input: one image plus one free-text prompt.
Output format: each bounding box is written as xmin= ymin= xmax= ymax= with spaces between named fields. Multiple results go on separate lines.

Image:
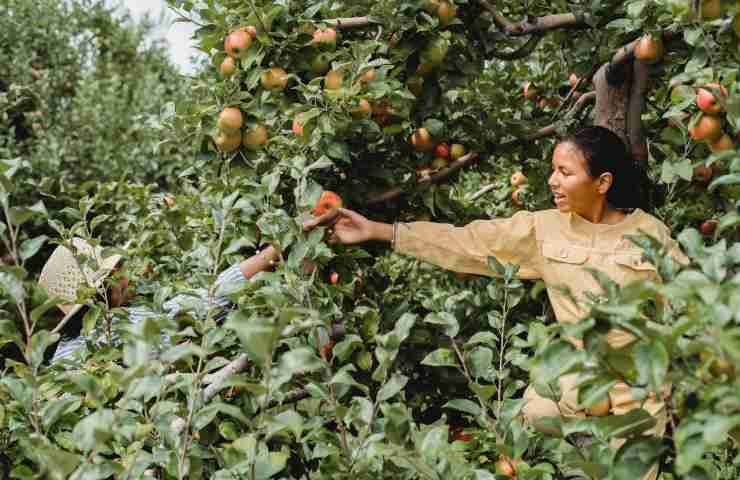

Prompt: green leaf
xmin=634 ymin=339 xmax=669 ymax=394
xmin=612 ymin=437 xmax=666 ymax=480
xmin=225 ymin=311 xmax=276 ymax=366
xmin=193 ymin=402 xmax=249 ymax=431
xmin=19 ymin=235 xmax=48 ymax=261
xmin=466 ymin=346 xmax=493 ymax=379
xmin=531 ymin=340 xmax=585 ymax=385
xmin=72 ymin=409 xmax=116 ymax=452
xmin=443 ymin=398 xmax=481 ymax=416
xmin=161 ymin=343 xmax=207 ymax=363
xmin=40 ymin=396 xmax=82 ymax=431
xmin=424 ymin=312 xmax=459 ymax=337
xmin=421 ymin=348 xmax=458 ymax=367
xmin=30 ymin=330 xmax=59 ymax=369
xmin=377 ymin=374 xmax=408 ymax=402
xmin=593 ymin=408 xmax=656 ymax=439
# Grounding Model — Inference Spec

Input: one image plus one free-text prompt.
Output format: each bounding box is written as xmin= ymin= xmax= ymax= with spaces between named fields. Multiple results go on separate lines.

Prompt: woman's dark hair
xmin=561 ymin=126 xmax=648 ymax=210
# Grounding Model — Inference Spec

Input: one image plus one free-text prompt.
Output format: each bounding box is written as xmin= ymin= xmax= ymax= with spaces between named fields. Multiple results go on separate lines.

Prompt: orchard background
xmin=1 ymin=0 xmax=740 ymax=478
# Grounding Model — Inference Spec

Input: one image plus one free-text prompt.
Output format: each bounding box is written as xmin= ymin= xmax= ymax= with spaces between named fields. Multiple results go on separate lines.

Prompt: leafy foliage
xmin=1 ymin=0 xmax=739 ymax=479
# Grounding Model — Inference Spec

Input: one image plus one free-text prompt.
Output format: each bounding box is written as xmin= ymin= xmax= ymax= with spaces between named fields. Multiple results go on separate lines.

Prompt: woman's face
xmin=548 ymin=142 xmax=609 ymax=214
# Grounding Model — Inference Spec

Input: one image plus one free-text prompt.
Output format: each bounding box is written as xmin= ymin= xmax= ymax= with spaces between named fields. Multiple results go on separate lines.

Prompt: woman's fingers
xmin=303 ymin=208 xmax=341 ymax=231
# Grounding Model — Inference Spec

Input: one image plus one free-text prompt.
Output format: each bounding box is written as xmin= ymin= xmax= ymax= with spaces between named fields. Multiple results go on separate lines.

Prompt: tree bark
xmin=592 ymin=63 xmax=631 ymax=147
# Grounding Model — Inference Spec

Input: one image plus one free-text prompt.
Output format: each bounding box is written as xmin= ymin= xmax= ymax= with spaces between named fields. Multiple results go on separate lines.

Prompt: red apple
xmin=634 ymin=34 xmax=663 ymax=63
xmin=217 ymin=107 xmax=243 ymax=132
xmin=700 ymin=219 xmax=719 ymax=235
xmin=224 ymin=30 xmax=252 ymax=58
xmin=689 ymin=115 xmax=722 ymax=142
xmin=708 ymin=134 xmax=734 ymax=153
xmin=435 ymin=143 xmax=450 ymax=159
xmin=220 ymin=57 xmax=236 ymax=77
xmin=696 ymin=83 xmax=727 ymax=115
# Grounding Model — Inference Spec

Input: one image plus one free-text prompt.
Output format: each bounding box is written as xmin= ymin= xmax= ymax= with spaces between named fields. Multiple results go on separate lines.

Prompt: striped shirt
xmin=51 ymin=263 xmax=246 ymax=365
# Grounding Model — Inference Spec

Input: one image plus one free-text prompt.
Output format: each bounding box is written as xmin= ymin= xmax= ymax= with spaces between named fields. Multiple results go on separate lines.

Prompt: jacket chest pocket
xmin=613 ymin=252 xmax=658 ymax=285
xmin=541 ymin=243 xmax=593 ymax=291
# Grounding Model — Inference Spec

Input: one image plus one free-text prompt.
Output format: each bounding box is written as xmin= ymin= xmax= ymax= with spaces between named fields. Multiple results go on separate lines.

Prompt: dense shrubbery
xmin=1 ymin=0 xmax=739 ymax=479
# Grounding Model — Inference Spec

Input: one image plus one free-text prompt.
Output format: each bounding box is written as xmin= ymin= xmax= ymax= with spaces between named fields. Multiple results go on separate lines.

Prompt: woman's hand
xmin=302 ymin=208 xmax=392 ymax=245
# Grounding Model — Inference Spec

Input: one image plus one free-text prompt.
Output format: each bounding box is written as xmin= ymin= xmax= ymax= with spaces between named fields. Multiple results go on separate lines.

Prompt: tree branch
xmin=490 ymin=34 xmax=544 ymax=60
xmin=325 ymin=16 xmax=382 ymax=29
xmin=479 ymin=2 xmax=588 ymax=36
xmin=366 ymin=153 xmax=479 ymax=206
xmin=366 ymin=93 xmax=596 ymax=206
xmin=627 ymin=60 xmax=649 ymax=166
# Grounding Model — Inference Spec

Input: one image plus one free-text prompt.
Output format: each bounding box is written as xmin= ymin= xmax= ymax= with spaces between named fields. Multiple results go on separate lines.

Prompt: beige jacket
xmin=394 ymin=208 xmax=688 ymax=349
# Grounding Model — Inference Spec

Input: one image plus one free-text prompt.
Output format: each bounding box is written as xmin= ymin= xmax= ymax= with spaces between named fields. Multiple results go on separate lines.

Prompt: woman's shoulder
xmin=629 ymin=209 xmax=672 ymax=234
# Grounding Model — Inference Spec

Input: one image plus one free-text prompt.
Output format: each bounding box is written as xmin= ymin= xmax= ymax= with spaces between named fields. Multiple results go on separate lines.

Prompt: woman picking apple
xmin=304 ymin=126 xmax=688 ymax=480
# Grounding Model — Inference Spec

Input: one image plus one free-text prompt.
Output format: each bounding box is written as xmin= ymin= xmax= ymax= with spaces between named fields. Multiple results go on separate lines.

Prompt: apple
xmin=410 ymin=127 xmax=434 ymax=152
xmin=634 ymin=34 xmax=663 ymax=63
xmin=319 ymin=339 xmax=335 ymax=360
xmin=292 ymin=119 xmax=304 ymax=136
xmin=407 ymin=75 xmax=424 ymax=96
xmin=312 ymin=28 xmax=337 ymax=48
xmin=708 ymin=134 xmax=734 ymax=153
xmin=360 ymin=68 xmax=376 ymax=83
xmin=510 ymin=171 xmax=527 ymax=187
xmin=695 ymin=83 xmax=727 ymax=115
xmin=424 ymin=0 xmax=441 ymax=14
xmin=700 ymin=0 xmax=721 ymax=19
xmin=220 ymin=57 xmax=237 ymax=77
xmin=495 ymin=455 xmax=519 ymax=478
xmin=243 ymin=25 xmax=258 ymax=39
xmin=431 ymin=157 xmax=449 ymax=170
xmin=243 ymin=125 xmax=268 ymax=147
xmin=700 ymin=219 xmax=718 ymax=235
xmin=351 ymin=99 xmax=372 ymax=118
xmin=437 ymin=2 xmax=457 ymax=25
xmin=523 ymin=81 xmax=538 ymax=100
xmin=422 ymin=37 xmax=449 ymax=66
xmin=164 ymin=195 xmax=176 ymax=208
xmin=329 ymin=272 xmax=339 ymax=284
xmin=324 ymin=69 xmax=343 ymax=90
xmin=310 ymin=54 xmax=331 ymax=74
xmin=689 ymin=115 xmax=722 ymax=142
xmin=568 ymin=73 xmax=579 ymax=89
xmin=692 ymin=165 xmax=713 ymax=184
xmin=214 ymin=131 xmax=242 ymax=152
xmin=416 ymin=62 xmax=435 ymax=76
xmin=313 ymin=191 xmax=344 ymax=216
xmin=700 ymin=350 xmax=735 ymax=376
xmin=217 ymin=107 xmax=243 ymax=132
xmin=260 ymin=67 xmax=289 ymax=91
xmin=30 ymin=68 xmax=42 ymax=81
xmin=224 ymin=30 xmax=252 ymax=58
xmin=435 ymin=143 xmax=450 ymax=159
xmin=586 ymin=397 xmax=611 ymax=416
xmin=450 ymin=143 xmax=466 ymax=160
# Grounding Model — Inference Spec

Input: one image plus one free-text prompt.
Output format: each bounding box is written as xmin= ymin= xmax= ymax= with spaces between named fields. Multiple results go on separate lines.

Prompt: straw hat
xmin=38 ymin=238 xmax=122 ymax=329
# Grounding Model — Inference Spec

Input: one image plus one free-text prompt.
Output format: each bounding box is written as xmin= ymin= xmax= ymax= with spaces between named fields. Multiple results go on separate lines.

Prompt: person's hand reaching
xmin=302 ymin=208 xmax=392 ymax=245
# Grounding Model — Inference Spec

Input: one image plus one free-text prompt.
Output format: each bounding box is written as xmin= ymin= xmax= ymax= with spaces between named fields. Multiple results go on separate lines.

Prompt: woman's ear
xmin=597 ymin=172 xmax=614 ymax=195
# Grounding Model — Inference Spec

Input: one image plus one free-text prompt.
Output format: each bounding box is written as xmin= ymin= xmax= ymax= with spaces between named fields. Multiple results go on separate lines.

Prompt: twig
xmin=325 ymin=16 xmax=382 ymax=29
